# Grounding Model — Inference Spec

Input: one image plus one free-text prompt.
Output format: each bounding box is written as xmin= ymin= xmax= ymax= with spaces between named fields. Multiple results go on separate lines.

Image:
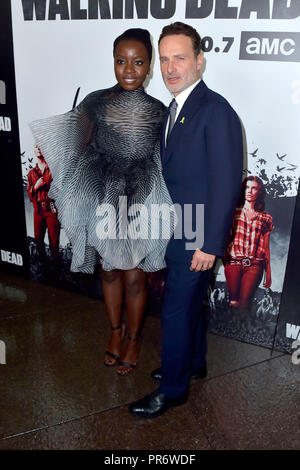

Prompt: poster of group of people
xmin=1 ymin=0 xmax=299 ymax=353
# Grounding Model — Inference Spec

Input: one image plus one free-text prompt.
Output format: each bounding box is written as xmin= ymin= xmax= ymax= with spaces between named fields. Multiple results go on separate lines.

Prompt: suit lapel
xmin=162 ymin=81 xmax=208 ymax=167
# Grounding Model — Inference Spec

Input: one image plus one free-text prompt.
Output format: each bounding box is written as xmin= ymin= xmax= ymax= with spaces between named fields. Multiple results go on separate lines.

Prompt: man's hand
xmin=190 ymin=249 xmax=216 ymax=272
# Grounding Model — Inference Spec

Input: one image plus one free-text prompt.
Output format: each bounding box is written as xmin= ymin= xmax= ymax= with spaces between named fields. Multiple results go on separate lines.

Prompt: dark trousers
xmin=158 ymin=258 xmax=213 ymax=398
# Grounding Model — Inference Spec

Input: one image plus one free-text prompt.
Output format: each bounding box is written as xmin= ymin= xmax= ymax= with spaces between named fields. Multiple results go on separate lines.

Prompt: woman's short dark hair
xmin=239 ymin=176 xmax=266 ymax=212
xmin=158 ymin=22 xmax=201 ymax=56
xmin=113 ymin=28 xmax=152 ymax=63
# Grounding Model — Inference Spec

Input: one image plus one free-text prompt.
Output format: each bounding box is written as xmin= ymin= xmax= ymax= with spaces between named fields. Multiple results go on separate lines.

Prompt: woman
xmin=224 ymin=176 xmax=273 ymax=310
xmin=30 ymin=29 xmax=173 ymax=375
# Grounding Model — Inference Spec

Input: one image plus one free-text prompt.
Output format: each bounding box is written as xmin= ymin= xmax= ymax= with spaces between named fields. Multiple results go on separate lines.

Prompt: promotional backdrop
xmin=7 ymin=0 xmax=300 ymax=351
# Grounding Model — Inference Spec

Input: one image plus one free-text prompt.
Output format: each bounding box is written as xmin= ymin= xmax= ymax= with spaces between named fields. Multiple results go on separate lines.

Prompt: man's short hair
xmin=158 ymin=22 xmax=202 ymax=56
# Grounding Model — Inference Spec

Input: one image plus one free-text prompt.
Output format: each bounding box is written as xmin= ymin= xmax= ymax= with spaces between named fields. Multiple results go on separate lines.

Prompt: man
xmin=27 ymin=144 xmax=60 ymax=274
xmin=129 ymin=22 xmax=243 ymax=418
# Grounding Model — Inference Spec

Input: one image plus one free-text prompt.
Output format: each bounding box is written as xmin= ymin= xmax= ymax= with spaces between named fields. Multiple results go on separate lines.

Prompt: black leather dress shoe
xmin=151 ymin=364 xmax=207 ymax=381
xmin=129 ymin=389 xmax=188 ymax=418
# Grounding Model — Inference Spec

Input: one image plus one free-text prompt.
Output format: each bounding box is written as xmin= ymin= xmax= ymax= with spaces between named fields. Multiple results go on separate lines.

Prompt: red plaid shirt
xmin=226 ymin=206 xmax=274 ymax=259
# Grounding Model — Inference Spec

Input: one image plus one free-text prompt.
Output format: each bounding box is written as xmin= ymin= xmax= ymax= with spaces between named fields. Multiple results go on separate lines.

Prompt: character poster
xmin=7 ymin=0 xmax=300 ymax=350
xmin=208 ymin=161 xmax=299 ymax=352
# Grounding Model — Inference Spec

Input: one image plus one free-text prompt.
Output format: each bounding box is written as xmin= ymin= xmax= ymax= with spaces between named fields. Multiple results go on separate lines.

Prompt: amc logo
xmin=239 ymin=32 xmax=300 ymax=62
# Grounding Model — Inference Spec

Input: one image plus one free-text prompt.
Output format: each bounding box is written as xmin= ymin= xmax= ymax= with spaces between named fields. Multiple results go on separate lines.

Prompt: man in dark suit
xmin=129 ymin=22 xmax=243 ymax=418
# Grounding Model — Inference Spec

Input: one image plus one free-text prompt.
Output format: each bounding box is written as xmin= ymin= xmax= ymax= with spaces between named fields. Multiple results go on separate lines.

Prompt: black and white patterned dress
xmin=30 ymin=84 xmax=174 ymax=273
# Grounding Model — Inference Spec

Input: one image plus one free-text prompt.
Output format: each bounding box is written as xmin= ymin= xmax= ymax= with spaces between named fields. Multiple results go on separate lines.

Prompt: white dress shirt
xmin=165 ymin=78 xmax=201 ymax=143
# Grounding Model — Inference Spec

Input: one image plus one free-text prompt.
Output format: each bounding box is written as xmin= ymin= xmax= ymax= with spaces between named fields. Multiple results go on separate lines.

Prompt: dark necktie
xmin=167 ymin=98 xmax=178 ymax=143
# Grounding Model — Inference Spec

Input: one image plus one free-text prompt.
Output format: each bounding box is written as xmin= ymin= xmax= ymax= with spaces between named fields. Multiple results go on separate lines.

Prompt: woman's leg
xmin=117 ymin=268 xmax=147 ymax=375
xmin=102 ymin=269 xmax=125 ymax=366
xmin=239 ymin=265 xmax=264 ymax=309
xmin=224 ymin=264 xmax=243 ymax=307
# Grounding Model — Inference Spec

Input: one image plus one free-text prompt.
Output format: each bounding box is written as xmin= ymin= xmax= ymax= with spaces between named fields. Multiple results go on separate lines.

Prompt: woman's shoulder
xmin=146 ymin=92 xmax=167 ymax=112
xmin=234 ymin=206 xmax=244 ymax=217
xmin=144 ymin=93 xmax=167 ymax=123
xmin=259 ymin=211 xmax=272 ymax=220
xmin=80 ymin=86 xmax=115 ymax=108
xmin=258 ymin=211 xmax=274 ymax=229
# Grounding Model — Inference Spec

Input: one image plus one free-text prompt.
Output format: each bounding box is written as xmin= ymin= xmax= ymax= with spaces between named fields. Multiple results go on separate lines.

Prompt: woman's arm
xmin=263 ymin=232 xmax=272 ymax=288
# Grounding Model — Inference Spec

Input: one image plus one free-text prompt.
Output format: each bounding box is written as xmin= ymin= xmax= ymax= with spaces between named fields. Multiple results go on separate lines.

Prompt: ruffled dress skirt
xmin=30 ymin=85 xmax=174 ymax=273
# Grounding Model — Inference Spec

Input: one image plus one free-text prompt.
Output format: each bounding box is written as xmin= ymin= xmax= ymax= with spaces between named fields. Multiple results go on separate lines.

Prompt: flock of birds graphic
xmin=20 ymin=151 xmax=33 ymax=187
xmin=245 ymin=148 xmax=298 ymax=173
xmin=243 ymin=148 xmax=299 ymax=198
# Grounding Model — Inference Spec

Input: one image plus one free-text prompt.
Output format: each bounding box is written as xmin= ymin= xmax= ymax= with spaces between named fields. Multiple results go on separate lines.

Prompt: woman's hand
xmin=264 ymin=264 xmax=272 ymax=288
xmin=34 ymin=177 xmax=44 ymax=190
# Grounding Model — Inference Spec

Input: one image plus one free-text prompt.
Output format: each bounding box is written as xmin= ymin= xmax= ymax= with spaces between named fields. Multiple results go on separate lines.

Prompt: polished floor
xmin=0 ymin=271 xmax=299 ymax=450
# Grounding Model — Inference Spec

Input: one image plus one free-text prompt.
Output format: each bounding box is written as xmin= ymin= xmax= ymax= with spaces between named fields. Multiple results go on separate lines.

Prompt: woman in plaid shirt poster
xmin=224 ymin=176 xmax=273 ymax=310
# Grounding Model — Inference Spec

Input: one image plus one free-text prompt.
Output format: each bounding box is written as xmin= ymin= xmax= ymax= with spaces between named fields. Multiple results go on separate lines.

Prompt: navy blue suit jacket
xmin=161 ymin=80 xmax=243 ymax=264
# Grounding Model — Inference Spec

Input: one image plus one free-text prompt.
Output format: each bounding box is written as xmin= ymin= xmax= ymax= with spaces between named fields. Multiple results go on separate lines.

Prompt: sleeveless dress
xmin=30 ymin=84 xmax=174 ymax=273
